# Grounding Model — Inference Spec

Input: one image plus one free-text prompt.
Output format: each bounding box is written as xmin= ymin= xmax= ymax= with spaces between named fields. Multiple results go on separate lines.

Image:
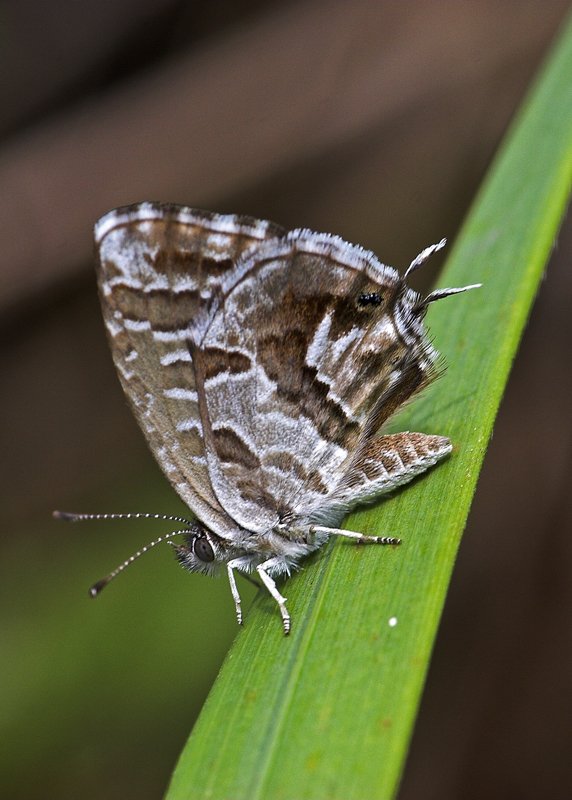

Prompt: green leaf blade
xmin=167 ymin=12 xmax=572 ymax=800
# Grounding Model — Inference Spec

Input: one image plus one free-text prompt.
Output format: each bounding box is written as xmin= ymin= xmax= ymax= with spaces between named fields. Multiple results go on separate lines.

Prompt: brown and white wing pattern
xmin=194 ymin=230 xmax=446 ymax=534
xmin=91 ymin=202 xmax=479 ymax=633
xmin=96 ymin=202 xmax=469 ymax=545
xmin=95 ymin=202 xmax=285 ymax=539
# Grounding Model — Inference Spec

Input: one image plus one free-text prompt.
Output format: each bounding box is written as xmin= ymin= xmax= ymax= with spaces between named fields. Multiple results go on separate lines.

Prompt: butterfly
xmin=56 ymin=202 xmax=479 ymax=634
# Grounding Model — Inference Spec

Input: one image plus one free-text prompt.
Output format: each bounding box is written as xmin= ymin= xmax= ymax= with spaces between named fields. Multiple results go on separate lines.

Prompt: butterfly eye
xmin=193 ymin=535 xmax=215 ymax=563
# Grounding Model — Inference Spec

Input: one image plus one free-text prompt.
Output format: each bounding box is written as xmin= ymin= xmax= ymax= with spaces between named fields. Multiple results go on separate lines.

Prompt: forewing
xmin=95 ymin=202 xmax=285 ymax=538
xmin=197 ymin=231 xmax=438 ymax=533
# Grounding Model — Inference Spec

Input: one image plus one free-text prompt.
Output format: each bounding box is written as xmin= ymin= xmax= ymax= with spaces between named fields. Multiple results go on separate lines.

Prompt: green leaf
xmin=166 ymin=13 xmax=572 ymax=800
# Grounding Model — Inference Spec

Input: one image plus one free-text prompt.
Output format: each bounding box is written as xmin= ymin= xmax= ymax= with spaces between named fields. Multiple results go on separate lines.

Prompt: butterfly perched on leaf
xmin=56 ymin=203 xmax=478 ymax=633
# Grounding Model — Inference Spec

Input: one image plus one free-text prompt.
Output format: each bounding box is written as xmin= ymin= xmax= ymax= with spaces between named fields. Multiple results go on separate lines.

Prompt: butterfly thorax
xmin=171 ymin=517 xmax=328 ymax=578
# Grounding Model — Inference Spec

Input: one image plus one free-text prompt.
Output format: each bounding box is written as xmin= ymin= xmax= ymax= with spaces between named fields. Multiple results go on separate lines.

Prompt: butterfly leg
xmin=311 ymin=525 xmax=401 ymax=545
xmin=256 ymin=560 xmax=290 ymax=635
xmin=226 ymin=561 xmax=244 ymax=626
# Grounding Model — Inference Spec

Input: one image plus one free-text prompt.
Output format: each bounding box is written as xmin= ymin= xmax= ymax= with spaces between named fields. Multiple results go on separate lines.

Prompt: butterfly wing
xmin=95 ymin=202 xmax=285 ymax=538
xmin=195 ymin=229 xmax=439 ymax=533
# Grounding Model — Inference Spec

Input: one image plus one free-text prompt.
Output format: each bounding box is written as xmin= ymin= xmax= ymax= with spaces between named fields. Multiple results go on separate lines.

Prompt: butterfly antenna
xmin=53 ymin=511 xmax=194 ymax=596
xmin=88 ymin=529 xmax=192 ymax=596
xmin=53 ymin=510 xmax=193 ymax=525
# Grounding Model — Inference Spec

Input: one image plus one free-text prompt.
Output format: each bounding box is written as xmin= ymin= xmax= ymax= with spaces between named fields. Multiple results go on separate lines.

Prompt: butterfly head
xmin=170 ymin=522 xmax=225 ymax=577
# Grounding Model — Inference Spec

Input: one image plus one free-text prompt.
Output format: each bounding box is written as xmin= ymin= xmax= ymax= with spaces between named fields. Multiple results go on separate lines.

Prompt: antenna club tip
xmin=89 ymin=582 xmax=106 ymax=598
xmin=54 ymin=510 xmax=79 ymax=521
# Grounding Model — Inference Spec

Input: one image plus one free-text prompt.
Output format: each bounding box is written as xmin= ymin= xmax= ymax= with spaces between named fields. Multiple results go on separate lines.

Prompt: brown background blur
xmin=1 ymin=2 xmax=572 ymax=798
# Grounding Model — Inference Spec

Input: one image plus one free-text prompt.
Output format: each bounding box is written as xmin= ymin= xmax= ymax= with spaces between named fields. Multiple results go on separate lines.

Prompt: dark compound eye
xmin=357 ymin=292 xmax=383 ymax=307
xmin=193 ymin=535 xmax=215 ymax=563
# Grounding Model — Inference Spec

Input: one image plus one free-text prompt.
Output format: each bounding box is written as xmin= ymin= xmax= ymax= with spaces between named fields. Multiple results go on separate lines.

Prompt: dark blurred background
xmin=1 ymin=2 xmax=572 ymax=798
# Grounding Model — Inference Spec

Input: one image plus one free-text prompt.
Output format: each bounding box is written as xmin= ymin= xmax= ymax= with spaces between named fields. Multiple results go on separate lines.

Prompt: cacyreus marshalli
xmin=56 ymin=202 xmax=479 ymax=634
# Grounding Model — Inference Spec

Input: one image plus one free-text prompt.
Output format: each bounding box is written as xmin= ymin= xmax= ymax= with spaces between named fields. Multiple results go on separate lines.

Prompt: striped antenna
xmin=53 ymin=510 xmax=193 ymax=596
